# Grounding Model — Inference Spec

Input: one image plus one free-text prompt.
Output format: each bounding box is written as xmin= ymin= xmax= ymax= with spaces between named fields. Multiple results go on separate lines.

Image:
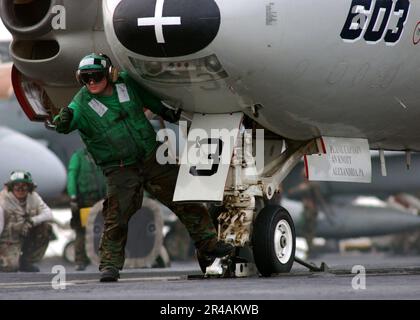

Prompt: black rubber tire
xmin=252 ymin=205 xmax=296 ymax=277
xmin=63 ymin=240 xmax=76 ymax=263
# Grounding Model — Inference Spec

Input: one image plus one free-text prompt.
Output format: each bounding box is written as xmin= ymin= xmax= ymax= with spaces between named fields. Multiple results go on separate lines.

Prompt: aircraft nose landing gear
xmin=173 ymin=113 xmax=322 ymax=278
xmin=201 ymin=204 xmax=296 ymax=278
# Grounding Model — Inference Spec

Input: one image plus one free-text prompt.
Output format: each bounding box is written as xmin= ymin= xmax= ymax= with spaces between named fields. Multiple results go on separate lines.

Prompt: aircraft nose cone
xmin=113 ymin=0 xmax=221 ymax=57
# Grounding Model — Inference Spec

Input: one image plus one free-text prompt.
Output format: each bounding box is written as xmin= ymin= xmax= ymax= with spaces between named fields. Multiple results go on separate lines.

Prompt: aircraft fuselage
xmin=103 ymin=0 xmax=420 ymax=150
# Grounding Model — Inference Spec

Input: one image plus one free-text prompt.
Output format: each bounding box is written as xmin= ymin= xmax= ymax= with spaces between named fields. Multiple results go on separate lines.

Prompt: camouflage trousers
xmin=303 ymin=205 xmax=318 ymax=255
xmin=71 ymin=207 xmax=90 ymax=265
xmin=99 ymin=153 xmax=217 ymax=271
xmin=74 ymin=227 xmax=90 ymax=265
xmin=0 ymin=223 xmax=51 ymax=272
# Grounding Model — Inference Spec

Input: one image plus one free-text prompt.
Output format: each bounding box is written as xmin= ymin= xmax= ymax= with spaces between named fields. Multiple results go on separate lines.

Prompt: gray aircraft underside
xmin=2 ymin=0 xmax=420 ymax=151
xmin=0 ymin=126 xmax=66 ymax=200
xmin=0 ymin=94 xmax=83 ymax=166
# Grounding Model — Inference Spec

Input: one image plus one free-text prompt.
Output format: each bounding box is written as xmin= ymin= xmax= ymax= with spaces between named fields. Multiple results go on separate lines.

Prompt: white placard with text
xmin=305 ymin=137 xmax=371 ymax=183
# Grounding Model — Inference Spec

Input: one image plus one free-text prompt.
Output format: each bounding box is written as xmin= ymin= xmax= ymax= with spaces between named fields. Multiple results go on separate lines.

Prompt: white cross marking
xmin=137 ymin=0 xmax=181 ymax=44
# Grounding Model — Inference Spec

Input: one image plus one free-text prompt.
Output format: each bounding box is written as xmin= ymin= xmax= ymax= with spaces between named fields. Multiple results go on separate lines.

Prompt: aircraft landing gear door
xmin=173 ymin=113 xmax=243 ymax=202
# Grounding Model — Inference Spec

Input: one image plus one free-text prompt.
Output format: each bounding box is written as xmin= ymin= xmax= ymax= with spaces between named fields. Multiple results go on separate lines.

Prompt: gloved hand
xmin=161 ymin=107 xmax=181 ymax=123
xmin=70 ymin=196 xmax=81 ymax=229
xmin=12 ymin=220 xmax=33 ymax=237
xmin=20 ymin=220 xmax=33 ymax=237
xmin=70 ymin=196 xmax=79 ymax=212
xmin=55 ymin=107 xmax=73 ymax=127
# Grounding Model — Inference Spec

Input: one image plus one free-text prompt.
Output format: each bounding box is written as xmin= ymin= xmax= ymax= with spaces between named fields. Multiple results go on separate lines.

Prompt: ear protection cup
xmin=109 ymin=65 xmax=119 ymax=83
xmin=100 ymin=53 xmax=119 ymax=83
xmin=75 ymin=69 xmax=82 ymax=86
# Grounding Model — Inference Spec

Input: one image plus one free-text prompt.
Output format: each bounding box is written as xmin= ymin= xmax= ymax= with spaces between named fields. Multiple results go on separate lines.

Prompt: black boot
xmin=196 ymin=250 xmax=216 ymax=273
xmin=75 ymin=258 xmax=90 ymax=271
xmin=75 ymin=263 xmax=87 ymax=271
xmin=100 ymin=267 xmax=120 ymax=282
xmin=19 ymin=262 xmax=40 ymax=272
xmin=201 ymin=240 xmax=234 ymax=258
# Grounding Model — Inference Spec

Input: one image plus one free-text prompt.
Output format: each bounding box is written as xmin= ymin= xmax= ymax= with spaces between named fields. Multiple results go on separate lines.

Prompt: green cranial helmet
xmin=6 ymin=170 xmax=36 ymax=191
xmin=78 ymin=53 xmax=109 ymax=71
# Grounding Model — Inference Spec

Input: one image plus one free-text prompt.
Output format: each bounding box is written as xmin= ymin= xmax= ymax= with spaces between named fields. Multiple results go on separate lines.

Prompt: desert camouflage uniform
xmin=0 ymin=224 xmax=51 ymax=272
xmin=0 ymin=190 xmax=52 ymax=272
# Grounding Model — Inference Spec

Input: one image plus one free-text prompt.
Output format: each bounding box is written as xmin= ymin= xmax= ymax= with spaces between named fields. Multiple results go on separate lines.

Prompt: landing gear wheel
xmin=252 ymin=205 xmax=295 ymax=277
xmin=63 ymin=240 xmax=76 ymax=263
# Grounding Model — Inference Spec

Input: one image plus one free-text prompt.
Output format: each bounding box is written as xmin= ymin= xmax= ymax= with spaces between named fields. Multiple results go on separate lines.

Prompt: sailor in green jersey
xmin=54 ymin=53 xmax=233 ymax=282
